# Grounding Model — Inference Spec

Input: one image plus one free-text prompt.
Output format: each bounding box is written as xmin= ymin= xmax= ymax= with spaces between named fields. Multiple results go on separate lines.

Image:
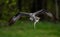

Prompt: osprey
xmin=8 ymin=9 xmax=54 ymax=28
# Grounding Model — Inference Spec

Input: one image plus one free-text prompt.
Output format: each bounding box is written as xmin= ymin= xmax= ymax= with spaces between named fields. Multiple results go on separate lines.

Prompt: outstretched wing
xmin=8 ymin=13 xmax=21 ymax=26
xmin=8 ymin=12 xmax=30 ymax=26
xmin=33 ymin=9 xmax=44 ymax=15
xmin=42 ymin=9 xmax=54 ymax=19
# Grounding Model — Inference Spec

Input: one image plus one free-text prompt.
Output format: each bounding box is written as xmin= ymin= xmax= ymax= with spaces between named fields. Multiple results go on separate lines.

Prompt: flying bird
xmin=8 ymin=9 xmax=54 ymax=29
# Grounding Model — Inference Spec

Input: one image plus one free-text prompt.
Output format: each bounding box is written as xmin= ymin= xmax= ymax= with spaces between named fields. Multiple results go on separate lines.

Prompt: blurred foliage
xmin=47 ymin=0 xmax=56 ymax=19
xmin=0 ymin=0 xmax=17 ymax=21
xmin=0 ymin=0 xmax=60 ymax=22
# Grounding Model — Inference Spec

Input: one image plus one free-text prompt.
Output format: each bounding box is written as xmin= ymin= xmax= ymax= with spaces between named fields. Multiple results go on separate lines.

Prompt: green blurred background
xmin=0 ymin=0 xmax=60 ymax=37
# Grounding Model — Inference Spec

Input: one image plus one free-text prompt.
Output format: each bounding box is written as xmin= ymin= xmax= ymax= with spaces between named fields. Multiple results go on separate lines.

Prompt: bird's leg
xmin=34 ymin=21 xmax=37 ymax=29
xmin=34 ymin=17 xmax=40 ymax=29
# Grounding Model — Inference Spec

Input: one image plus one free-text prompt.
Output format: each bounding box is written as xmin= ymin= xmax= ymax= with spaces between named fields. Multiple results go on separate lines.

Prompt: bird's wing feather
xmin=33 ymin=9 xmax=44 ymax=15
xmin=8 ymin=12 xmax=30 ymax=25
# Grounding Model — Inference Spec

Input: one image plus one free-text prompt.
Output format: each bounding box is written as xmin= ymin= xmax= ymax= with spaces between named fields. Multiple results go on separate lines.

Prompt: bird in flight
xmin=8 ymin=9 xmax=54 ymax=29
